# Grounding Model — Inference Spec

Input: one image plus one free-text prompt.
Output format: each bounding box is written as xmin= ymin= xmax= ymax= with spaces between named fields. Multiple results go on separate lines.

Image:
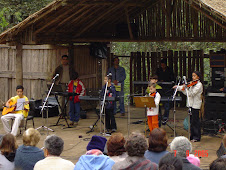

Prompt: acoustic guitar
xmin=2 ymin=100 xmax=17 ymax=115
xmin=2 ymin=100 xmax=29 ymax=115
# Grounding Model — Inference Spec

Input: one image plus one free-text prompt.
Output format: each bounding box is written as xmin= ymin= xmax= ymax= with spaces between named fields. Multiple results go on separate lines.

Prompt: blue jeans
xmin=115 ymin=90 xmax=125 ymax=114
xmin=69 ymin=101 xmax=80 ymax=122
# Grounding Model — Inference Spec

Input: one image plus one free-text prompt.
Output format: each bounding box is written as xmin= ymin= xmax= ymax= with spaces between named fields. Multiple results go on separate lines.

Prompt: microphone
xmin=53 ymin=74 xmax=59 ymax=79
xmin=183 ymin=76 xmax=187 ymax=85
xmin=107 ymin=73 xmax=112 ymax=77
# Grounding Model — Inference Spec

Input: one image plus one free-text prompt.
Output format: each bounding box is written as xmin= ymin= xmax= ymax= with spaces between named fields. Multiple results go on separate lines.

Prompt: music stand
xmin=134 ymin=96 xmax=156 ymax=136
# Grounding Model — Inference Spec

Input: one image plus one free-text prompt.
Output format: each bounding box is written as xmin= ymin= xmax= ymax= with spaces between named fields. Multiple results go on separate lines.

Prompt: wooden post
xmin=16 ymin=43 xmax=23 ymax=86
xmin=142 ymin=52 xmax=146 ymax=81
xmin=147 ymin=52 xmax=150 ymax=79
xmin=68 ymin=43 xmax=74 ymax=70
xmin=130 ymin=52 xmax=134 ymax=104
xmin=173 ymin=51 xmax=178 ymax=77
xmin=200 ymin=50 xmax=204 ymax=82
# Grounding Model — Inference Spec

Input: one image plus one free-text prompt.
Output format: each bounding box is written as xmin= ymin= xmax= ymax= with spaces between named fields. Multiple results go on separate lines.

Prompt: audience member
xmin=144 ymin=128 xmax=169 ymax=164
xmin=159 ymin=153 xmax=183 ymax=170
xmin=209 ymin=157 xmax=226 ymax=170
xmin=170 ymin=136 xmax=202 ymax=170
xmin=75 ymin=135 xmax=114 ymax=170
xmin=15 ymin=128 xmax=45 ymax=170
xmin=34 ymin=135 xmax=74 ymax=170
xmin=112 ymin=132 xmax=158 ymax=170
xmin=0 ymin=134 xmax=18 ymax=170
xmin=107 ymin=133 xmax=127 ymax=162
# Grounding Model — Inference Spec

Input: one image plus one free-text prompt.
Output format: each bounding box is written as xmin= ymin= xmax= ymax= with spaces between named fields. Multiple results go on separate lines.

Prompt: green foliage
xmin=111 ymin=42 xmax=226 ymax=100
xmin=0 ymin=0 xmax=52 ymax=33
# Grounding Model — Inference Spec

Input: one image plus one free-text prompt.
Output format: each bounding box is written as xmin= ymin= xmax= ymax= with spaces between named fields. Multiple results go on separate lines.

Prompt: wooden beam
xmin=53 ymin=5 xmax=89 ymax=30
xmin=125 ymin=7 xmax=134 ymax=40
xmin=74 ymin=0 xmax=129 ymax=37
xmin=80 ymin=2 xmax=144 ymax=7
xmin=66 ymin=6 xmax=102 ymax=31
xmin=34 ymin=1 xmax=86 ymax=34
xmin=36 ymin=36 xmax=226 ymax=43
xmin=16 ymin=43 xmax=23 ymax=86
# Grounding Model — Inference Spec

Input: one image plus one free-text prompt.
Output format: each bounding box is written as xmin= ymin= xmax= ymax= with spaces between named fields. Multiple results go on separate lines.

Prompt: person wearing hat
xmin=75 ymin=135 xmax=115 ymax=170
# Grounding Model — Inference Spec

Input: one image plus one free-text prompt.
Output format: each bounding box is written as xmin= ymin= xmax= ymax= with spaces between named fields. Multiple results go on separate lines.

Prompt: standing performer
xmin=173 ymin=71 xmax=203 ymax=142
xmin=108 ymin=57 xmax=126 ymax=116
xmin=156 ymin=59 xmax=175 ymax=124
xmin=1 ymin=85 xmax=29 ymax=136
xmin=147 ymin=83 xmax=161 ymax=133
xmin=101 ymin=74 xmax=117 ymax=134
xmin=67 ymin=72 xmax=85 ymax=126
xmin=52 ymin=55 xmax=75 ymax=114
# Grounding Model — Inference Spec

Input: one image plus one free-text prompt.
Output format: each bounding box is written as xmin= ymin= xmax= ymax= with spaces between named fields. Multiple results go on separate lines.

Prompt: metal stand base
xmin=36 ymin=125 xmax=54 ymax=132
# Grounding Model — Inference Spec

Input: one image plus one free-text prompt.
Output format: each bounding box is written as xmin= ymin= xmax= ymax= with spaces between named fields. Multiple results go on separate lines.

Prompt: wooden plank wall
xmin=0 ymin=45 xmax=100 ymax=102
xmin=73 ymin=45 xmax=100 ymax=90
xmin=130 ymin=50 xmax=205 ymax=106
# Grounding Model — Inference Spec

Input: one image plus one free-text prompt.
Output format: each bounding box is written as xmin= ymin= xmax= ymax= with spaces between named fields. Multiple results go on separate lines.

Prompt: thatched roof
xmin=200 ymin=0 xmax=226 ymax=17
xmin=0 ymin=0 xmax=225 ymax=44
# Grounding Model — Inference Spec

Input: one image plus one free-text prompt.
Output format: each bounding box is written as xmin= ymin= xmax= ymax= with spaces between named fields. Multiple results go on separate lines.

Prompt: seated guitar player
xmin=1 ymin=85 xmax=29 ymax=136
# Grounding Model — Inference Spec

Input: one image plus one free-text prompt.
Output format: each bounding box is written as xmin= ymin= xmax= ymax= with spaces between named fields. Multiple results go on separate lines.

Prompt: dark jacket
xmin=52 ymin=64 xmax=75 ymax=84
xmin=14 ymin=145 xmax=45 ymax=170
xmin=156 ymin=66 xmax=175 ymax=82
xmin=101 ymin=83 xmax=116 ymax=110
xmin=182 ymin=158 xmax=202 ymax=170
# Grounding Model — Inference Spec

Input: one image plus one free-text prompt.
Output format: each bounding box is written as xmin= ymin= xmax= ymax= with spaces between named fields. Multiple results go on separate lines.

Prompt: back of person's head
xmin=148 ymin=128 xmax=168 ymax=152
xmin=16 ymin=85 xmax=24 ymax=91
xmin=170 ymin=136 xmax=192 ymax=158
xmin=44 ymin=135 xmax=64 ymax=156
xmin=125 ymin=132 xmax=147 ymax=157
xmin=23 ymin=128 xmax=41 ymax=146
xmin=0 ymin=134 xmax=18 ymax=155
xmin=87 ymin=135 xmax=107 ymax=152
xmin=210 ymin=158 xmax=226 ymax=170
xmin=107 ymin=133 xmax=126 ymax=156
xmin=159 ymin=153 xmax=183 ymax=170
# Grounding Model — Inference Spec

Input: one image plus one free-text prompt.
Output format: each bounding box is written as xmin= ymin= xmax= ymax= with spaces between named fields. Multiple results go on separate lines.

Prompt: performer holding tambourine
xmin=173 ymin=71 xmax=203 ymax=142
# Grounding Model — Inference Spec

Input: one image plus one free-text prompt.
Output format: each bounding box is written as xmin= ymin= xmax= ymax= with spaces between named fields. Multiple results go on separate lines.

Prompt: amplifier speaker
xmin=202 ymin=120 xmax=219 ymax=134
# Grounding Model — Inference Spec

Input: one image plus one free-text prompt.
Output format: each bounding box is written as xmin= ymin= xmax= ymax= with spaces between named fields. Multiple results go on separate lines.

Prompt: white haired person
xmin=34 ymin=135 xmax=74 ymax=170
xmin=14 ymin=128 xmax=45 ymax=170
xmin=170 ymin=136 xmax=201 ymax=170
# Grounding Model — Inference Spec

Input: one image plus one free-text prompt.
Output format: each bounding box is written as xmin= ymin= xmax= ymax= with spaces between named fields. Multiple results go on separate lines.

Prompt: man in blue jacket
xmin=108 ymin=57 xmax=126 ymax=116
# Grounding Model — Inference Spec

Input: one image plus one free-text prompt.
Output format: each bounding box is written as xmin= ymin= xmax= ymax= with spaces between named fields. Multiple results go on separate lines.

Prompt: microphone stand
xmin=183 ymin=78 xmax=192 ymax=140
xmin=172 ymin=78 xmax=181 ymax=137
xmin=36 ymin=77 xmax=56 ymax=134
xmin=100 ymin=77 xmax=108 ymax=136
